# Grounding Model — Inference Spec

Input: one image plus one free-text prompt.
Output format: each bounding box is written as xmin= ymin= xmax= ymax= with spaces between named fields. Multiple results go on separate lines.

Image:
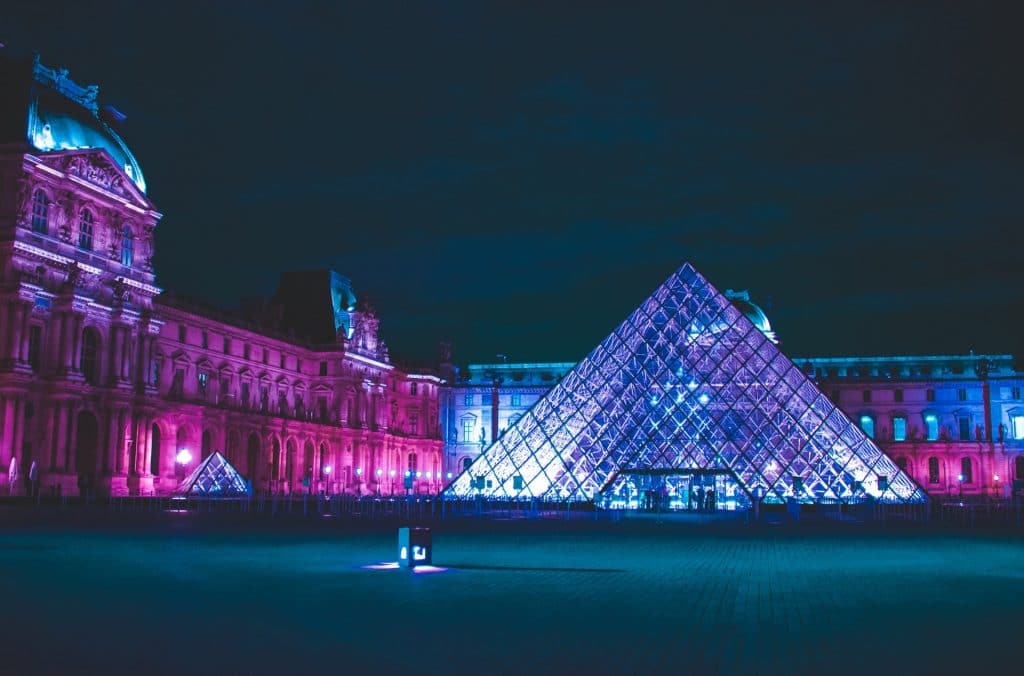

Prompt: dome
xmin=23 ymin=57 xmax=146 ymax=193
xmin=725 ymin=289 xmax=778 ymax=344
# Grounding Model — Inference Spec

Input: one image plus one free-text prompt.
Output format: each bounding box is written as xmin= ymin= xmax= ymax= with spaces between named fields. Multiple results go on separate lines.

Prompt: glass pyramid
xmin=445 ymin=262 xmax=926 ymax=505
xmin=175 ymin=451 xmax=251 ymax=497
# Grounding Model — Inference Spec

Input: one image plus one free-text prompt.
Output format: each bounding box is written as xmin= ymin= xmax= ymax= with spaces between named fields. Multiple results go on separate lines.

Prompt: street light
xmin=958 ymin=473 xmax=965 ymax=501
xmin=323 ymin=465 xmax=332 ymax=495
xmin=175 ymin=448 xmax=191 ymax=480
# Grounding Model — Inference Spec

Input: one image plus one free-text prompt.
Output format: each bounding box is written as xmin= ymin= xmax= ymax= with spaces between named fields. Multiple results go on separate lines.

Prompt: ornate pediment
xmin=37 ymin=149 xmax=152 ymax=210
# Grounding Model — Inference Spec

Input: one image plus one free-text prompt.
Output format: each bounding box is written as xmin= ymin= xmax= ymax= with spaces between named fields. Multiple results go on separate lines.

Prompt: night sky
xmin=3 ymin=2 xmax=1021 ymax=366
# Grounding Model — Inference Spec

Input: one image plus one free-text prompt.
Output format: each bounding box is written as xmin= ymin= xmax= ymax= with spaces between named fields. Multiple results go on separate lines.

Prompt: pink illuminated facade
xmin=0 ymin=54 xmax=443 ymax=497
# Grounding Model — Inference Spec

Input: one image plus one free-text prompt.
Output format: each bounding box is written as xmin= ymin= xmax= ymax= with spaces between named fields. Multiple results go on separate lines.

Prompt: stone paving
xmin=1 ymin=522 xmax=1022 ymax=674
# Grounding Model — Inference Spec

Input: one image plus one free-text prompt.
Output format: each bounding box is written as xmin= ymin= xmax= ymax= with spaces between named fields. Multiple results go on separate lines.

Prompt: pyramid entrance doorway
xmin=602 ymin=468 xmax=752 ymax=512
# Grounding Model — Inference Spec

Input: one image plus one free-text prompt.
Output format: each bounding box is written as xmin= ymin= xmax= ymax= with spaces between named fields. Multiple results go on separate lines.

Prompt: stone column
xmin=0 ymin=397 xmax=14 ymax=481
xmin=10 ymin=397 xmax=25 ymax=476
xmin=71 ymin=315 xmax=83 ymax=373
xmin=110 ymin=326 xmax=124 ymax=384
xmin=8 ymin=303 xmax=25 ymax=364
xmin=65 ymin=407 xmax=79 ymax=474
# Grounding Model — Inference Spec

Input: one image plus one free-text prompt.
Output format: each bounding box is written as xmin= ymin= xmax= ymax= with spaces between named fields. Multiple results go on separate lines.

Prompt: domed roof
xmin=725 ymin=289 xmax=778 ymax=344
xmin=22 ymin=56 xmax=146 ymax=193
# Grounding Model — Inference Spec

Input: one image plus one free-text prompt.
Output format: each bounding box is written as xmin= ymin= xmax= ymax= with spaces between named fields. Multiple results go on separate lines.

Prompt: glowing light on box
xmin=404 ymin=470 xmax=411 ymax=478
xmin=175 ymin=449 xmax=192 ymax=464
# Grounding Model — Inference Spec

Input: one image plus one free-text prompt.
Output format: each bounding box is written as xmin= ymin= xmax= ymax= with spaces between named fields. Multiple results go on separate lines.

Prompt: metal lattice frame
xmin=176 ymin=451 xmax=251 ymax=496
xmin=445 ymin=262 xmax=926 ymax=504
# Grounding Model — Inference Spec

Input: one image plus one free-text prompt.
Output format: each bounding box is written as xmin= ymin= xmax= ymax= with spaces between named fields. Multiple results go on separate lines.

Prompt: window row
xmin=29 ymin=191 xmax=137 ymax=266
xmin=858 ymin=413 xmax=984 ymax=442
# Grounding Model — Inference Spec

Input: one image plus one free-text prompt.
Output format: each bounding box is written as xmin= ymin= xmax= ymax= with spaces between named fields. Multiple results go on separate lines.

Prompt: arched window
xmin=120 ymin=225 xmax=134 ymax=267
xmin=81 ymin=328 xmax=99 ymax=385
xmin=927 ymin=457 xmax=940 ymax=484
xmin=859 ymin=415 xmax=875 ymax=439
xmin=78 ymin=209 xmax=94 ymax=250
xmin=408 ymin=452 xmax=417 ymax=474
xmin=960 ymin=457 xmax=973 ymax=484
xmin=31 ymin=189 xmax=49 ymax=234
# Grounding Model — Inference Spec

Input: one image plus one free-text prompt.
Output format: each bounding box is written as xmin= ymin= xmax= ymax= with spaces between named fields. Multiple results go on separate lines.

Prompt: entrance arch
xmin=150 ymin=424 xmax=161 ymax=476
xmin=74 ymin=411 xmax=99 ymax=496
xmin=303 ymin=440 xmax=315 ymax=494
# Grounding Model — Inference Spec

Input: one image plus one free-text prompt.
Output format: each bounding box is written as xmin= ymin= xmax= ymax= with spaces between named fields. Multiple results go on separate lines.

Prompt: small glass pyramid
xmin=175 ymin=451 xmax=251 ymax=497
xmin=445 ymin=262 xmax=926 ymax=504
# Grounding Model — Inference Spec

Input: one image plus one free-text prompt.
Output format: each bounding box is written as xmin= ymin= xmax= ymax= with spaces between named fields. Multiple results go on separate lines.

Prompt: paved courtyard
xmin=1 ymin=517 xmax=1022 ymax=675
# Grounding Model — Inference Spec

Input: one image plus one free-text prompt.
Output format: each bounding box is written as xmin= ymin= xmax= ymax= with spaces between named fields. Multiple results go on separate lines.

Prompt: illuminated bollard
xmin=397 ymin=527 xmax=432 ymax=568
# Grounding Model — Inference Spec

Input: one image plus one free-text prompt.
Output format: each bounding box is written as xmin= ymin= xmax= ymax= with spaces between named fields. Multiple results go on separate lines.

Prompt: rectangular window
xmin=1013 ymin=387 xmax=1021 ymax=400
xmin=464 ymin=393 xmax=474 ymax=406
xmin=201 ymin=331 xmax=208 ymax=349
xmin=410 ymin=382 xmax=418 ymax=395
xmin=244 ymin=344 xmax=251 ymax=360
xmin=223 ymin=337 xmax=231 ymax=355
xmin=318 ymin=396 xmax=328 ymax=422
xmin=409 ymin=413 xmax=419 ymax=435
xmin=893 ymin=417 xmax=907 ymax=442
xmin=859 ymin=415 xmax=875 ymax=439
xmin=862 ymin=390 xmax=871 ymax=403
xmin=296 ymin=358 xmax=301 ymax=373
xmin=241 ymin=382 xmax=251 ymax=408
xmin=27 ymin=325 xmax=42 ymax=371
xmin=319 ymin=361 xmax=328 ymax=376
xmin=958 ymin=416 xmax=971 ymax=441
xmin=1012 ymin=416 xmax=1024 ymax=440
xmin=178 ymin=324 xmax=186 ymax=343
xmin=957 ymin=388 xmax=968 ymax=402
xmin=280 ymin=354 xmax=285 ymax=369
xmin=262 ymin=348 xmax=268 ymax=365
xmin=151 ymin=359 xmax=161 ymax=387
xmin=511 ymin=393 xmax=522 ymax=406
xmin=171 ymin=369 xmax=184 ymax=397
xmin=220 ymin=378 xmax=230 ymax=403
xmin=198 ymin=371 xmax=208 ymax=394
xmin=924 ymin=414 xmax=939 ymax=441
xmin=926 ymin=389 xmax=936 ymax=402
xmin=894 ymin=389 xmax=903 ymax=403
xmin=928 ymin=458 xmax=940 ymax=484
xmin=463 ymin=419 xmax=474 ymax=442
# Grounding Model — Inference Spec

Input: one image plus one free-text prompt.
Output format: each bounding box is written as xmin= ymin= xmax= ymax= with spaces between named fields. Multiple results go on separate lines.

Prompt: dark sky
xmin=3 ymin=2 xmax=1022 ymax=366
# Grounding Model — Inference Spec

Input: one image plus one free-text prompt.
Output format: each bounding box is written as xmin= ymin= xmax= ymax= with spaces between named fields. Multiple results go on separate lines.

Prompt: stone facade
xmin=0 ymin=54 xmax=442 ymax=497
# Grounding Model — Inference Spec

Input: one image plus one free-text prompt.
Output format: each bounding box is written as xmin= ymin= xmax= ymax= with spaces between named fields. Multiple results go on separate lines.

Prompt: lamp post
xmin=389 ymin=469 xmax=396 ymax=495
xmin=175 ymin=448 xmax=192 ymax=481
xmin=323 ymin=465 xmax=332 ymax=496
xmin=958 ymin=473 xmax=964 ymax=502
xmin=375 ymin=468 xmax=383 ymax=495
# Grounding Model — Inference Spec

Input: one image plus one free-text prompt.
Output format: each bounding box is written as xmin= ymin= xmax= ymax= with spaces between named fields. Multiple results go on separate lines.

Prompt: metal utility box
xmin=398 ymin=527 xmax=432 ymax=568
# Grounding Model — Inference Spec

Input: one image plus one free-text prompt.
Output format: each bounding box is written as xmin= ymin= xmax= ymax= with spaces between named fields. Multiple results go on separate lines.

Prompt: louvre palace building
xmin=2 ymin=52 xmax=1023 ymax=502
xmin=0 ymin=53 xmax=444 ymax=497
